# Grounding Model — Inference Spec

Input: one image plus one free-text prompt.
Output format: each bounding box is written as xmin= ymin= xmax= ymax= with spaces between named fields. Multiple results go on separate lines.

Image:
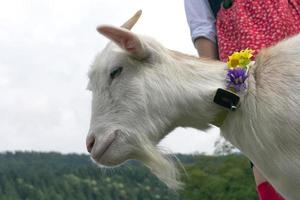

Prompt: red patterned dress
xmin=216 ymin=0 xmax=300 ymax=61
xmin=215 ymin=1 xmax=300 ymax=199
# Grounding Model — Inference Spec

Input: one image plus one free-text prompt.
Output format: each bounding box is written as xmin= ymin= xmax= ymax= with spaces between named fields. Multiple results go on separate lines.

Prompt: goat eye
xmin=110 ymin=66 xmax=123 ymax=79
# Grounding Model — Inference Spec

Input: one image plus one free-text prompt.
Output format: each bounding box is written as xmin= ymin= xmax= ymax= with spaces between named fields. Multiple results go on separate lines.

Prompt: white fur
xmin=87 ymin=30 xmax=300 ymax=199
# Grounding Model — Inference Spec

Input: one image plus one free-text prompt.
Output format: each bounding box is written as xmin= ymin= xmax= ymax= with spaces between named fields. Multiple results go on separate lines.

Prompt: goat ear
xmin=97 ymin=25 xmax=148 ymax=59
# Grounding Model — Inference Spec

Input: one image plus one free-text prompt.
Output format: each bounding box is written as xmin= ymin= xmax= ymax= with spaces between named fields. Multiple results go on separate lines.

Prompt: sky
xmin=0 ymin=0 xmax=220 ymax=154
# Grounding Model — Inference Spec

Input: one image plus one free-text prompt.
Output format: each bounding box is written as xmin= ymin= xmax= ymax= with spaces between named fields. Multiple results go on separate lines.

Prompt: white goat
xmin=86 ymin=11 xmax=300 ymax=199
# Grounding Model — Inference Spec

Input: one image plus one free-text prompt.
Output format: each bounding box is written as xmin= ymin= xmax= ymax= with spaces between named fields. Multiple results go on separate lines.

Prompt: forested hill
xmin=0 ymin=152 xmax=258 ymax=200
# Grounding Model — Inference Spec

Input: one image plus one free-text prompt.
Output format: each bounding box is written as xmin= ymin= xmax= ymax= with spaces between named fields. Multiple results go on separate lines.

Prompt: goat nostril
xmin=86 ymin=135 xmax=96 ymax=153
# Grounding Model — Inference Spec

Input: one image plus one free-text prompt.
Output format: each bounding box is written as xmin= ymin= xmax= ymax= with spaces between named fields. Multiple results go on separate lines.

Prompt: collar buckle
xmin=213 ymin=88 xmax=240 ymax=111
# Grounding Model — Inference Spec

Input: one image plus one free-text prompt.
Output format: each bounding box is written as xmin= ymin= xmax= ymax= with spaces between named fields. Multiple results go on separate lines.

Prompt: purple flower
xmin=226 ymin=68 xmax=248 ymax=92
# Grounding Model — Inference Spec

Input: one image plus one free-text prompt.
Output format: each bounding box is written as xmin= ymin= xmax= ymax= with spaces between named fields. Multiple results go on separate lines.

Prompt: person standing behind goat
xmin=184 ymin=0 xmax=300 ymax=199
xmin=185 ymin=0 xmax=300 ymax=60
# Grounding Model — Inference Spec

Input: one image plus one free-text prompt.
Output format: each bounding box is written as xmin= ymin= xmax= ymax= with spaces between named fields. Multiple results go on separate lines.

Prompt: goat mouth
xmin=92 ymin=131 xmax=118 ymax=161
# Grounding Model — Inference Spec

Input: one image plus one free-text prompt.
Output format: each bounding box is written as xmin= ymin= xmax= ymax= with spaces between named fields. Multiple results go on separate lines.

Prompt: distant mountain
xmin=0 ymin=152 xmax=258 ymax=200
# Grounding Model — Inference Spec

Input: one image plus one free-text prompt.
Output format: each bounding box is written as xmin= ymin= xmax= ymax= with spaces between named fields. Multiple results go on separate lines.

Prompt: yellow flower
xmin=227 ymin=49 xmax=254 ymax=69
xmin=227 ymin=52 xmax=241 ymax=68
xmin=239 ymin=49 xmax=254 ymax=67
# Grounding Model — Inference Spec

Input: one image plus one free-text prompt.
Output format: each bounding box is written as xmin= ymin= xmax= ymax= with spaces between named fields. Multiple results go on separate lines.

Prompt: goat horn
xmin=121 ymin=10 xmax=142 ymax=30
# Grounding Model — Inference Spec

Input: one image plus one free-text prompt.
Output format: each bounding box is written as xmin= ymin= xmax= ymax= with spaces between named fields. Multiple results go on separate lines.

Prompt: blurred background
xmin=0 ymin=1 xmax=257 ymax=199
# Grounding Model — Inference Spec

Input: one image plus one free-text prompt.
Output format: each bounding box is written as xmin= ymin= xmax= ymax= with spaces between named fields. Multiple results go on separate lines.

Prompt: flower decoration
xmin=226 ymin=48 xmax=254 ymax=69
xmin=226 ymin=49 xmax=254 ymax=92
xmin=227 ymin=68 xmax=248 ymax=92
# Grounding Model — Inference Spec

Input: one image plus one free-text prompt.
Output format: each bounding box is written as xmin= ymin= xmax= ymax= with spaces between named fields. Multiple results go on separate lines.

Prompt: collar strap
xmin=212 ymin=109 xmax=229 ymax=127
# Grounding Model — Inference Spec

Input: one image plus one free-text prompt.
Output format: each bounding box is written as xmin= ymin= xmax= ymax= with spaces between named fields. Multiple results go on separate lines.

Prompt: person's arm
xmin=194 ymin=37 xmax=218 ymax=59
xmin=184 ymin=0 xmax=218 ymax=59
